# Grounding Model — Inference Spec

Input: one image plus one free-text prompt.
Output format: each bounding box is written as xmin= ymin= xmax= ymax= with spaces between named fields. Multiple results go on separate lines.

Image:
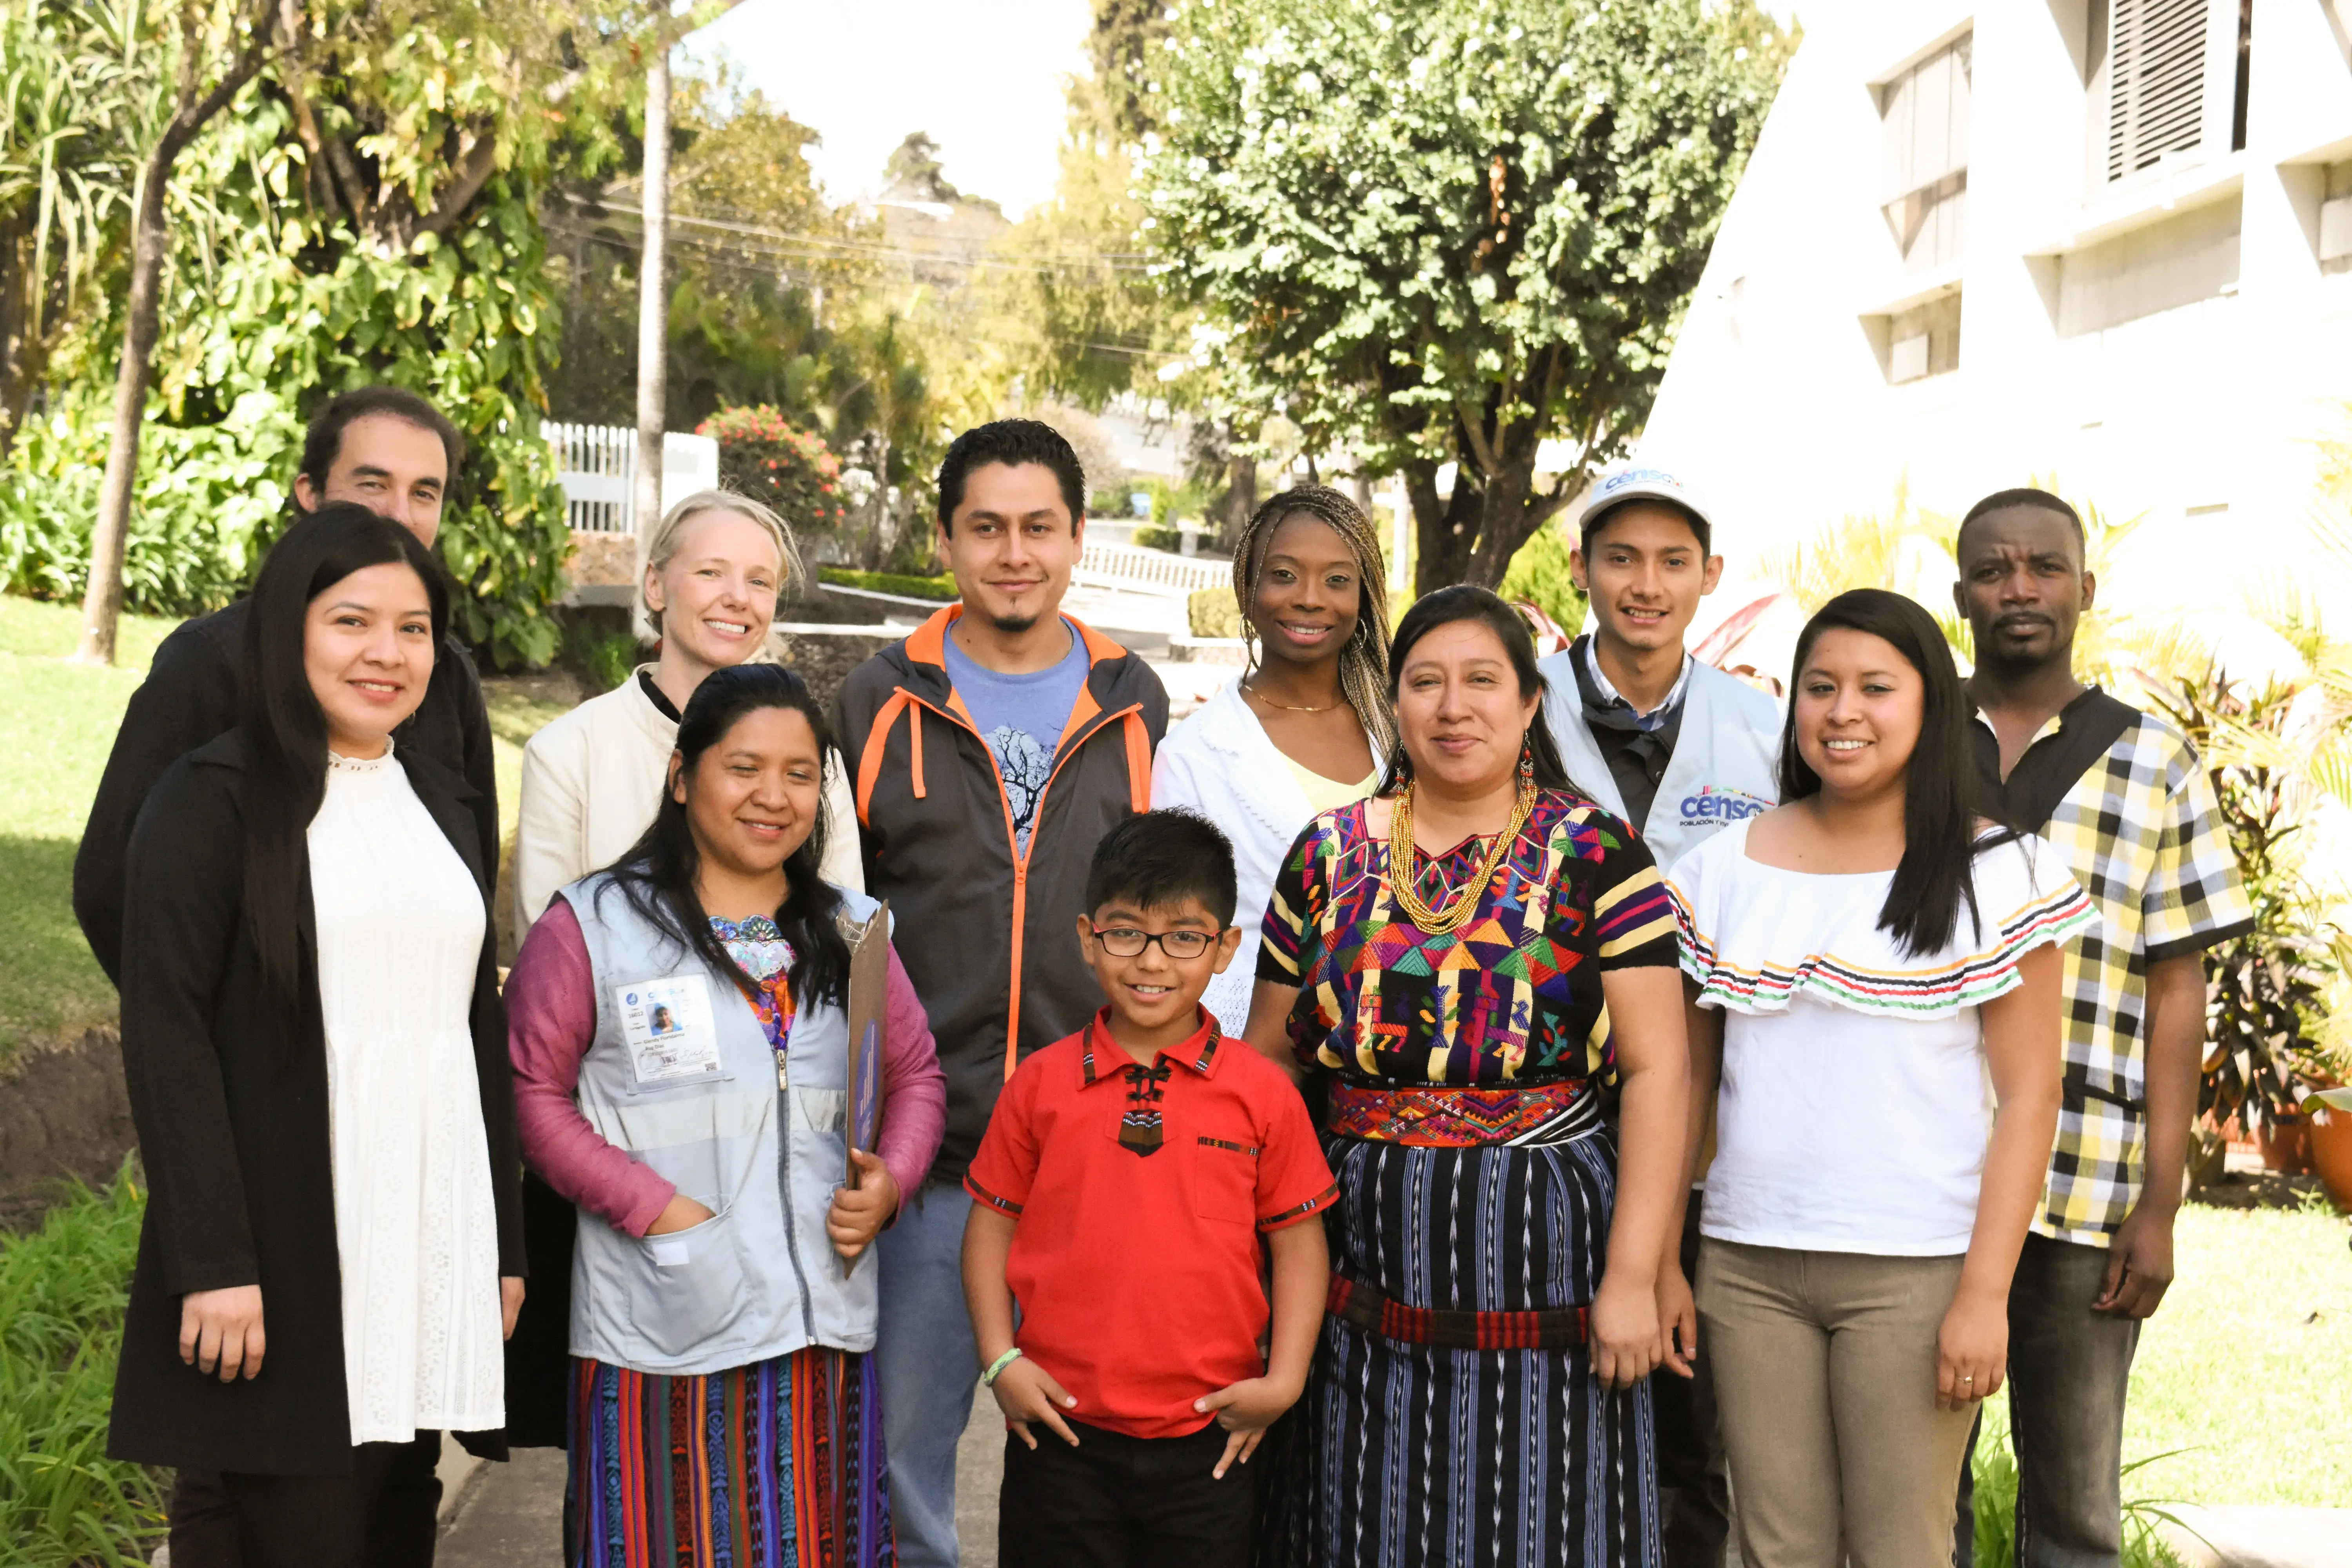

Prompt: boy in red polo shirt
xmin=962 ymin=809 xmax=1335 ymax=1566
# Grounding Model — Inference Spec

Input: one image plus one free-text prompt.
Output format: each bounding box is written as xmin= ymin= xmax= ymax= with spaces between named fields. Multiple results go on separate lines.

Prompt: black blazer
xmin=107 ymin=732 xmax=525 ymax=1475
xmin=73 ymin=598 xmax=499 ymax=987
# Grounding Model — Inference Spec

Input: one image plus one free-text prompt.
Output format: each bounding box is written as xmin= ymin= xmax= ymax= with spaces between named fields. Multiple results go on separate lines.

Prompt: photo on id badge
xmin=619 ymin=975 xmax=723 ymax=1087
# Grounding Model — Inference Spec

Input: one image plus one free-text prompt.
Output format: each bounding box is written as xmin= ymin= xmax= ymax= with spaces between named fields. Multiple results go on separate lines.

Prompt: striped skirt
xmin=1297 ymin=1126 xmax=1660 ymax=1568
xmin=565 ymin=1348 xmax=893 ymax=1568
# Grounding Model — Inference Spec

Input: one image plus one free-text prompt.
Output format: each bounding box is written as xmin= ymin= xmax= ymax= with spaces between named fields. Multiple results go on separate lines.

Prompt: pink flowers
xmin=701 ymin=403 xmax=848 ymax=530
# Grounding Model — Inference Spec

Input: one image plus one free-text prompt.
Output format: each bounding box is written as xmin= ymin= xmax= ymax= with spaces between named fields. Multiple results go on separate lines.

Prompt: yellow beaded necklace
xmin=1386 ymin=755 xmax=1538 ymax=936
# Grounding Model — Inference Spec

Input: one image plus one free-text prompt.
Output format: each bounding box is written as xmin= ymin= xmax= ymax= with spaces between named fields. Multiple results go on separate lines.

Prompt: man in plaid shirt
xmin=1952 ymin=488 xmax=2252 ymax=1568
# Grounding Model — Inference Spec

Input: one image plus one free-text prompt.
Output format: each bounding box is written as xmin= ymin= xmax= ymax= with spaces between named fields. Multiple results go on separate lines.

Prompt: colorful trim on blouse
xmin=1675 ymin=880 xmax=2098 ymax=1019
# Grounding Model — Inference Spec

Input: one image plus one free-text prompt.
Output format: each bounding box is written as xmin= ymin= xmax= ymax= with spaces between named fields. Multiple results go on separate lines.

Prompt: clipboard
xmin=840 ymin=900 xmax=891 ymax=1277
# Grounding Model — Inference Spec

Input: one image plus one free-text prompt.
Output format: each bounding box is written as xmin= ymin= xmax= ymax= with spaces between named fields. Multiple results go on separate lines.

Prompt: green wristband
xmin=981 ymin=1347 xmax=1024 ymax=1387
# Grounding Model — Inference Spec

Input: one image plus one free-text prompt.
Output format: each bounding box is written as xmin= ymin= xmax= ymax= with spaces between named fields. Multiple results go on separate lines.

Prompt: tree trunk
xmin=862 ymin=431 xmax=894 ymax=571
xmin=1464 ymin=452 xmax=1539 ymax=587
xmin=1222 ymin=450 xmax=1257 ymax=552
xmin=633 ymin=42 xmax=671 ymax=561
xmin=75 ymin=2 xmax=273 ymax=665
xmin=74 ymin=144 xmax=178 ymax=666
xmin=1408 ymin=460 xmax=1483 ymax=598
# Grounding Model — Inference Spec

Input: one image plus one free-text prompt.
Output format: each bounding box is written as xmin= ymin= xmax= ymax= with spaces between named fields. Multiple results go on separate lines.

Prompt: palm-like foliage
xmin=1763 ymin=476 xmax=2151 ymax=674
xmin=1757 ymin=479 xmax=1964 ymax=646
xmin=0 ymin=0 xmax=160 ymax=457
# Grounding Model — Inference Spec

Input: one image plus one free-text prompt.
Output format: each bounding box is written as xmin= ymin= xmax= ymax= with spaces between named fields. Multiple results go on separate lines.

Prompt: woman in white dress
xmin=511 ymin=489 xmax=862 ymax=949
xmin=110 ymin=505 xmax=523 ymax=1566
xmin=1152 ymin=485 xmax=1396 ymax=1035
xmin=1667 ymin=588 xmax=2091 ymax=1568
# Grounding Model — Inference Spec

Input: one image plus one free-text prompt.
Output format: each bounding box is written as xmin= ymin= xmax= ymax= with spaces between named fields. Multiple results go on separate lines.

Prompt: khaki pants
xmin=1697 ymin=1239 xmax=1976 ymax=1568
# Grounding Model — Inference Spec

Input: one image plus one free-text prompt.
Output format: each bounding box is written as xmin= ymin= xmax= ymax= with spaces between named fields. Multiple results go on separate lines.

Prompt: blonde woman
xmin=1152 ymin=485 xmax=1396 ymax=1035
xmin=512 ymin=490 xmax=862 ymax=948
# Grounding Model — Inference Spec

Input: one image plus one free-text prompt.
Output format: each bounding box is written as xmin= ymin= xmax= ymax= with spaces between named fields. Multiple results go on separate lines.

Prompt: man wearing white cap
xmin=1537 ymin=465 xmax=1780 ymax=868
xmin=1537 ymin=463 xmax=1781 ymax=1568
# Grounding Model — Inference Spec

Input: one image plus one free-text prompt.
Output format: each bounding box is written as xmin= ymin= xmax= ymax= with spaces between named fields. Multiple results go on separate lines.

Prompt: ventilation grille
xmin=2108 ymin=0 xmax=2212 ymax=180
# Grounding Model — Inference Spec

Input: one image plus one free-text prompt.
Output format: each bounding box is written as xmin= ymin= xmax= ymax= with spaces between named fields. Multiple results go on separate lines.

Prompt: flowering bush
xmin=698 ymin=406 xmax=850 ymax=529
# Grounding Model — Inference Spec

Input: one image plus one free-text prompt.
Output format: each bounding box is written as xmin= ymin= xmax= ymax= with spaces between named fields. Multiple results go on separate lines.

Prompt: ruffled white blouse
xmin=1668 ymin=819 xmax=2096 ymax=1255
xmin=309 ymin=746 xmax=505 ymax=1441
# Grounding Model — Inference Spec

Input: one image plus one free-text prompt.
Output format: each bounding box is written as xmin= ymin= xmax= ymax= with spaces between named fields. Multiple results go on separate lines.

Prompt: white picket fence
xmin=544 ymin=422 xmax=720 ymax=534
xmin=1075 ymin=539 xmax=1229 ymax=597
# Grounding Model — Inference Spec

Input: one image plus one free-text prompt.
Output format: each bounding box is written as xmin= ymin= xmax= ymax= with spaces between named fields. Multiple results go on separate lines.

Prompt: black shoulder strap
xmin=1993 ymin=690 xmax=2141 ymax=834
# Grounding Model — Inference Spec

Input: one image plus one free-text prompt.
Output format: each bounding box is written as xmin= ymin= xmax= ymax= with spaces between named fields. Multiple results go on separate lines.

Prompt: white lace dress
xmin=309 ymin=745 xmax=505 ymax=1442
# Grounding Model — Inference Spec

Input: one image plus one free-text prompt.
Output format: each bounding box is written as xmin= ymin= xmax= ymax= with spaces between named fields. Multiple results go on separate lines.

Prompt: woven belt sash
xmin=1327 ymin=1079 xmax=1601 ymax=1148
xmin=1326 ymin=1272 xmax=1589 ymax=1351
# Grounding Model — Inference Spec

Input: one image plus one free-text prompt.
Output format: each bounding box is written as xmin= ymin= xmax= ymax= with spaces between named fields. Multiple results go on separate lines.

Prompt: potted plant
xmin=2301 ymin=1087 xmax=2352 ymax=1212
xmin=2146 ymin=666 xmax=2343 ymax=1177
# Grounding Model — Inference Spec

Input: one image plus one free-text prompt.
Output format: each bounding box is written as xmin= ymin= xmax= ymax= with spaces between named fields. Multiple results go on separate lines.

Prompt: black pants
xmin=1000 ymin=1417 xmax=1259 ymax=1568
xmin=1955 ymin=1234 xmax=2144 ymax=1568
xmin=1655 ymin=1197 xmax=1731 ymax=1568
xmin=213 ymin=1432 xmax=443 ymax=1568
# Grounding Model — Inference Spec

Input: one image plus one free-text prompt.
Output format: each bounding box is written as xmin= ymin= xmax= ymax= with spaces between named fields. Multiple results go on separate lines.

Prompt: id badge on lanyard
xmin=614 ymin=974 xmax=723 ymax=1089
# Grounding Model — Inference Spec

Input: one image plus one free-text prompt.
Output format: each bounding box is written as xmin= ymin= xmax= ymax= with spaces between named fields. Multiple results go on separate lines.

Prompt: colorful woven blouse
xmin=1254 ymin=790 xmax=1680 ymax=1086
xmin=710 ymin=914 xmax=795 ymax=1049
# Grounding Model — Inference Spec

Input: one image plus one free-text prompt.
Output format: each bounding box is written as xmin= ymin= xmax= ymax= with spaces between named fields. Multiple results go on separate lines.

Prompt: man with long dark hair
xmin=1951 ymin=488 xmax=2251 ymax=1568
xmin=72 ymin=386 xmax=494 ymax=1568
xmin=829 ymin=419 xmax=1169 ymax=1567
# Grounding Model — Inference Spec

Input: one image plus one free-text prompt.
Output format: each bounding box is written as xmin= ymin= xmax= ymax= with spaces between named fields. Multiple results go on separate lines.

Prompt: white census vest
xmin=562 ymin=872 xmax=881 ymax=1377
xmin=1538 ymin=653 xmax=1782 ymax=871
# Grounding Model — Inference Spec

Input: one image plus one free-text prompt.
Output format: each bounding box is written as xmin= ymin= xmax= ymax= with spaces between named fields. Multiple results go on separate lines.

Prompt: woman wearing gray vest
xmin=506 ymin=664 xmax=946 ymax=1566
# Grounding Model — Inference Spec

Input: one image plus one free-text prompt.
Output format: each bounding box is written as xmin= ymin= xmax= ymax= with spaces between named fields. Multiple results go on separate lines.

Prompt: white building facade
xmin=1639 ymin=0 xmax=2352 ymax=627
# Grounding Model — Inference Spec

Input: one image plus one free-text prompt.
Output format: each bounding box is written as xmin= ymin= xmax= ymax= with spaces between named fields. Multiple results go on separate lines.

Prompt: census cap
xmin=1577 ymin=465 xmax=1716 ymax=546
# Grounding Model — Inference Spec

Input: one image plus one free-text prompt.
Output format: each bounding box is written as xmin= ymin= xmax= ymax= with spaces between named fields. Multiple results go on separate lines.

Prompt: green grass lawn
xmin=0 ymin=593 xmax=575 ymax=1062
xmin=2121 ymin=1200 xmax=2352 ymax=1506
xmin=0 ymin=598 xmax=181 ymax=1060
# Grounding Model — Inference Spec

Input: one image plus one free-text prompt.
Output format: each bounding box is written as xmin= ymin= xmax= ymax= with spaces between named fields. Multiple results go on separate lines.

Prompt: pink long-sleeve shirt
xmin=508 ymin=896 xmax=947 ymax=1238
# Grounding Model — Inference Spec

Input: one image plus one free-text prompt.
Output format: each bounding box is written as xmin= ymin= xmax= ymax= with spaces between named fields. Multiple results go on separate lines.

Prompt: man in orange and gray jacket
xmin=829 ymin=419 xmax=1167 ymax=1567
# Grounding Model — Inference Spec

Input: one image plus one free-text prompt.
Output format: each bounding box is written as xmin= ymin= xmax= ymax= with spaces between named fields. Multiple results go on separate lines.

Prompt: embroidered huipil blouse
xmin=1255 ymin=790 xmax=1681 ymax=1088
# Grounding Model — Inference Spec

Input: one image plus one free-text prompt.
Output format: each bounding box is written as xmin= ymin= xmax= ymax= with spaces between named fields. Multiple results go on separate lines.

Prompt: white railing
xmin=544 ymin=423 xmax=720 ymax=534
xmin=1075 ymin=539 xmax=1230 ymax=597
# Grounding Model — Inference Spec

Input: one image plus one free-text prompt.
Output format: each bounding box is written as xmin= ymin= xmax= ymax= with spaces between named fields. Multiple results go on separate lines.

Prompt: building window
xmin=2093 ymin=0 xmax=2241 ymax=187
xmin=2323 ymin=161 xmax=2352 ymax=274
xmin=1878 ymin=35 xmax=1971 ymax=271
xmin=1885 ymin=292 xmax=1963 ymax=384
xmin=2055 ymin=197 xmax=2241 ymax=335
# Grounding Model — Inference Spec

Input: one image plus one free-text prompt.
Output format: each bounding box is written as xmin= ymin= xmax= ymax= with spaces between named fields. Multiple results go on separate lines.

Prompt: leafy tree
xmin=0 ymin=0 xmax=156 ymax=459
xmin=883 ymin=130 xmax=965 ymax=207
xmin=76 ymin=0 xmax=277 ymax=666
xmin=1498 ymin=519 xmax=1584 ymax=632
xmin=36 ymin=0 xmax=658 ymax=666
xmin=1088 ymin=0 xmax=1170 ymax=142
xmin=1143 ymin=0 xmax=1789 ymax=595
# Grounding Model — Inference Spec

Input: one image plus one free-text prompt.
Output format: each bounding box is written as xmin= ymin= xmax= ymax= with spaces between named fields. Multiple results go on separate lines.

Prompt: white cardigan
xmin=511 ymin=668 xmax=864 ymax=949
xmin=1151 ymin=679 xmax=1381 ymax=1037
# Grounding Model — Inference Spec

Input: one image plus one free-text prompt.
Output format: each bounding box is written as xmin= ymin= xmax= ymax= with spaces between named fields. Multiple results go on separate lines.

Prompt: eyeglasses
xmin=1089 ymin=926 xmax=1218 ymax=960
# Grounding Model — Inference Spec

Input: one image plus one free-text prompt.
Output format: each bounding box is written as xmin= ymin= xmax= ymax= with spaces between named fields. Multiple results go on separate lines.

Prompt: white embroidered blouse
xmin=308 ymin=745 xmax=505 ymax=1441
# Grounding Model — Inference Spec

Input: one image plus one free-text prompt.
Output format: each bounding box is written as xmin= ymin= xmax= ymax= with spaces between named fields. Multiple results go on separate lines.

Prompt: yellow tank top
xmin=1278 ymin=751 xmax=1381 ymax=817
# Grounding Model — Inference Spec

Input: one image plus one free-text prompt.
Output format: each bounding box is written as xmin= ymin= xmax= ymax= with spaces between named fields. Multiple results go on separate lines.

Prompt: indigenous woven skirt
xmin=1284 ymin=1112 xmax=1661 ymax=1568
xmin=565 ymin=1348 xmax=893 ymax=1568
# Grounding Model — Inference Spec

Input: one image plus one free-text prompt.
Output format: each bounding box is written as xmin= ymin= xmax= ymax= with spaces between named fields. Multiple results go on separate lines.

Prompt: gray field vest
xmin=1537 ymin=651 xmax=1783 ymax=871
xmin=563 ymin=872 xmax=881 ymax=1376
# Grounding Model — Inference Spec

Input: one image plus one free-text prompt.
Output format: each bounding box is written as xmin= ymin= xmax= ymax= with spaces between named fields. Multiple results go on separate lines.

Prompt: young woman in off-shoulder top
xmin=1666 ymin=588 xmax=2094 ymax=1568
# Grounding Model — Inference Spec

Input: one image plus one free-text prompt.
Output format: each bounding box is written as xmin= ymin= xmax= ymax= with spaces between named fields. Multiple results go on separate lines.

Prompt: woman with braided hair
xmin=1152 ymin=484 xmax=1397 ymax=1036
